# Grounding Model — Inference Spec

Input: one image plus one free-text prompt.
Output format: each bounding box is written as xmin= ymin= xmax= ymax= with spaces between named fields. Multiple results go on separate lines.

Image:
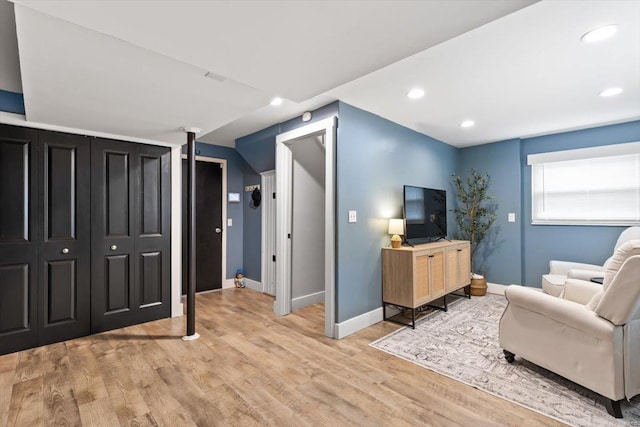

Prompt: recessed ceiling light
xmin=460 ymin=120 xmax=475 ymax=128
xmin=581 ymin=24 xmax=618 ymax=43
xmin=406 ymin=88 xmax=425 ymax=99
xmin=599 ymin=87 xmax=623 ymax=97
xmin=270 ymin=97 xmax=283 ymax=106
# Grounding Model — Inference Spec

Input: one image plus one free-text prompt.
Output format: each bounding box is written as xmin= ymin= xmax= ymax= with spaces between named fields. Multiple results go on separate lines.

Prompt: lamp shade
xmin=388 ymin=219 xmax=404 ymax=235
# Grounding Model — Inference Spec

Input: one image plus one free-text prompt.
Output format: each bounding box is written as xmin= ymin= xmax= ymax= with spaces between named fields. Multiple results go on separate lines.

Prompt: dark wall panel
xmin=0 ymin=264 xmax=30 ymax=333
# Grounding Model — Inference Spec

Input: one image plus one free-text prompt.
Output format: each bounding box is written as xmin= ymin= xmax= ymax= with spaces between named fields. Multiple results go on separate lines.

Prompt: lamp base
xmin=390 ymin=235 xmax=402 ymax=248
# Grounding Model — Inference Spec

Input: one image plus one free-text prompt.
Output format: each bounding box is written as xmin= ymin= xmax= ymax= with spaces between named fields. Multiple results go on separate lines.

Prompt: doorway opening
xmin=181 ymin=156 xmax=227 ymax=294
xmin=274 ymin=117 xmax=336 ymax=338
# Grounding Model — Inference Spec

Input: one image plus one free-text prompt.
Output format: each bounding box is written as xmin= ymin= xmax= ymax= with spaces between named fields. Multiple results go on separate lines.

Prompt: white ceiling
xmin=327 ymin=0 xmax=640 ymax=147
xmin=7 ymin=0 xmax=640 ymax=148
xmin=0 ymin=0 xmax=21 ymax=92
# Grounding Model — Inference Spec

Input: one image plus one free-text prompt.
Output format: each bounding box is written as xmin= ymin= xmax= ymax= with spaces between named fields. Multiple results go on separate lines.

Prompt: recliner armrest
xmin=549 ymin=260 xmax=604 ymax=276
xmin=562 ymin=279 xmax=601 ymax=305
xmin=567 ymin=269 xmax=606 ymax=281
xmin=504 ymin=285 xmax=614 ymax=340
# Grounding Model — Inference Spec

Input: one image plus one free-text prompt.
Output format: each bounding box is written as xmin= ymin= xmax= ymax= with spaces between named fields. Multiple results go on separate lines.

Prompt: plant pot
xmin=470 ymin=277 xmax=487 ymax=296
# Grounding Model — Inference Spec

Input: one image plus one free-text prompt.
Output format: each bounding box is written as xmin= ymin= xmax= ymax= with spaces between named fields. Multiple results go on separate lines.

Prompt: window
xmin=528 ymin=142 xmax=640 ymax=225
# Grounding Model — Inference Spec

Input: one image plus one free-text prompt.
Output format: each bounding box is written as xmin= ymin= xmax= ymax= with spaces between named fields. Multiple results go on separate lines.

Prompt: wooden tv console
xmin=382 ymin=240 xmax=471 ymax=328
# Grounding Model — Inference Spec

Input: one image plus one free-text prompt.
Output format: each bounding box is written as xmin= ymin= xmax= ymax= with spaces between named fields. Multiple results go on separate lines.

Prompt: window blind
xmin=528 ymin=142 xmax=640 ymax=225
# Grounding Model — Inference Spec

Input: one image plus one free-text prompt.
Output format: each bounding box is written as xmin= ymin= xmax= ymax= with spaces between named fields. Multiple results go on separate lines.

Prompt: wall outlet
xmin=508 ymin=213 xmax=516 ymax=223
xmin=227 ymin=218 xmax=233 ymax=227
xmin=348 ymin=211 xmax=357 ymax=223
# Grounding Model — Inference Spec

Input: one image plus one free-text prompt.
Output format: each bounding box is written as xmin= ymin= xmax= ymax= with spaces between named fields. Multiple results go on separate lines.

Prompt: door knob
xmin=61 ymin=248 xmax=69 ymax=254
xmin=110 ymin=245 xmax=118 ymax=251
xmin=215 ymin=227 xmax=222 ymax=234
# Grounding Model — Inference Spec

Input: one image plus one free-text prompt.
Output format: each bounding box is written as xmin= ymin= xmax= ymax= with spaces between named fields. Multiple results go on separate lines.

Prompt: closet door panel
xmin=45 ymin=260 xmax=75 ymax=324
xmin=92 ymin=139 xmax=169 ymax=331
xmin=0 ymin=264 xmax=30 ymax=331
xmin=140 ymin=251 xmax=161 ymax=307
xmin=0 ymin=124 xmax=38 ymax=354
xmin=0 ymin=139 xmax=29 ymax=241
xmin=105 ymin=254 xmax=130 ymax=313
xmin=91 ymin=138 xmax=136 ymax=332
xmin=39 ymin=131 xmax=90 ymax=345
xmin=134 ymin=145 xmax=170 ymax=321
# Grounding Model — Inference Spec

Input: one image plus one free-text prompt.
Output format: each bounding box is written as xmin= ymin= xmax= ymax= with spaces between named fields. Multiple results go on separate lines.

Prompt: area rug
xmin=371 ymin=294 xmax=640 ymax=427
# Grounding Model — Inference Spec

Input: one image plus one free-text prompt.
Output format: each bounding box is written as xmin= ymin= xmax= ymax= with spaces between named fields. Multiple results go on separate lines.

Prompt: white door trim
xmin=261 ymin=170 xmax=276 ymax=295
xmin=181 ymin=155 xmax=227 ymax=290
xmin=275 ymin=116 xmax=337 ymax=338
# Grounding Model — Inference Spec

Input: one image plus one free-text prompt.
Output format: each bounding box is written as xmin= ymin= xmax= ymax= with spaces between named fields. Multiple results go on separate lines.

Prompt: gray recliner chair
xmin=500 ymin=240 xmax=640 ymax=418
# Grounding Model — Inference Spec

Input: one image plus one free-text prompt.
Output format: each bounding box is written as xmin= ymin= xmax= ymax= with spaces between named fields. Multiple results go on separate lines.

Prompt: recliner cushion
xmin=587 ymin=290 xmax=603 ymax=311
xmin=603 ymin=240 xmax=640 ymax=291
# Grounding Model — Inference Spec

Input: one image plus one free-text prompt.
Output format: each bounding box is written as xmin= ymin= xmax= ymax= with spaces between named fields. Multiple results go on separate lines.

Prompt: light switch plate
xmin=348 ymin=211 xmax=357 ymax=223
xmin=508 ymin=213 xmax=516 ymax=223
xmin=227 ymin=218 xmax=233 ymax=227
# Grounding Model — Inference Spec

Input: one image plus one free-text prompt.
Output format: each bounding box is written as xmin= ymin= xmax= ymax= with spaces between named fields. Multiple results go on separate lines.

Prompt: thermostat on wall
xmin=228 ymin=192 xmax=240 ymax=203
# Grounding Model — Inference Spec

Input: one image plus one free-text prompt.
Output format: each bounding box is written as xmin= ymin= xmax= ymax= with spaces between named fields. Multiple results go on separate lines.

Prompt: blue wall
xmin=0 ymin=90 xmax=25 ymax=114
xmin=235 ymin=124 xmax=279 ymax=173
xmin=235 ymin=102 xmax=339 ymax=173
xmin=459 ymin=120 xmax=640 ymax=288
xmin=520 ymin=120 xmax=640 ymax=286
xmin=233 ymin=102 xmax=340 ymax=282
xmin=336 ymin=102 xmax=458 ymax=322
xmin=183 ymin=142 xmax=261 ymax=281
xmin=458 ymin=139 xmax=522 ymax=285
xmin=242 ymin=169 xmax=262 ymax=281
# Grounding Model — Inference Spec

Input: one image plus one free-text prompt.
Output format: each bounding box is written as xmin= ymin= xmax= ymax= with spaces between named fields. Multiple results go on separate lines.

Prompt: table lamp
xmin=388 ymin=218 xmax=404 ymax=248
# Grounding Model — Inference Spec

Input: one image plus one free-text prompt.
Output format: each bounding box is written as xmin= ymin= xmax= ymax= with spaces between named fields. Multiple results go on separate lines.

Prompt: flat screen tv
xmin=403 ymin=185 xmax=447 ymax=244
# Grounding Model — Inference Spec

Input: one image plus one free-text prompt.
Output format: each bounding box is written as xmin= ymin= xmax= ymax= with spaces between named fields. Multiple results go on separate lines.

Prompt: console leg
xmin=443 ymin=295 xmax=448 ymax=312
xmin=503 ymin=350 xmax=515 ymax=363
xmin=604 ymin=398 xmax=623 ymax=418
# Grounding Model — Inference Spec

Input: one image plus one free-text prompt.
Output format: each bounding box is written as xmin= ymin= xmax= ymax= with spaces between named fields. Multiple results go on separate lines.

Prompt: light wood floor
xmin=0 ymin=289 xmax=564 ymax=426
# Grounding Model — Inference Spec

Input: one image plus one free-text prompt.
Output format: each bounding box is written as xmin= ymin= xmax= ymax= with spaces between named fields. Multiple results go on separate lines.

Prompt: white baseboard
xmin=171 ymin=302 xmax=184 ymax=317
xmin=224 ymin=278 xmax=262 ymax=292
xmin=291 ymin=291 xmax=324 ymax=311
xmin=334 ymin=307 xmax=383 ymax=339
xmin=244 ymin=278 xmax=263 ymax=292
xmin=487 ymin=282 xmax=508 ymax=296
xmin=331 ymin=285 xmax=507 ymax=338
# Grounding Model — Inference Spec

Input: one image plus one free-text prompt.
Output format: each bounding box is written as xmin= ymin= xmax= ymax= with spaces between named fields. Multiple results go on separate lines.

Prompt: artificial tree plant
xmin=451 ymin=169 xmax=497 ymax=275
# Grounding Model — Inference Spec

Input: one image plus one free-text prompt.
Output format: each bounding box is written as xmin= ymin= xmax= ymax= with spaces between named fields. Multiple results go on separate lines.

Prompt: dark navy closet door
xmin=38 ymin=130 xmax=91 ymax=345
xmin=91 ymin=138 xmax=170 ymax=332
xmin=0 ymin=124 xmax=39 ymax=354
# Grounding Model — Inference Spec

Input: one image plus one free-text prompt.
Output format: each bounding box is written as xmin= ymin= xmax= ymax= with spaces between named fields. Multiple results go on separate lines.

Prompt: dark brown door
xmin=38 ymin=131 xmax=91 ymax=345
xmin=91 ymin=138 xmax=171 ymax=332
xmin=182 ymin=159 xmax=223 ymax=293
xmin=0 ymin=124 xmax=39 ymax=354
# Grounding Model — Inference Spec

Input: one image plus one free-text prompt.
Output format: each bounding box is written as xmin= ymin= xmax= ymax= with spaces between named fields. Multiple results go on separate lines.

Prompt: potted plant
xmin=451 ymin=169 xmax=497 ymax=296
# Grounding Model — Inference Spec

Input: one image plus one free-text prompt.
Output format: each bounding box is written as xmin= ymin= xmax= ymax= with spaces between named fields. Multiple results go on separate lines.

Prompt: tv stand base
xmin=383 ymin=288 xmax=471 ymax=329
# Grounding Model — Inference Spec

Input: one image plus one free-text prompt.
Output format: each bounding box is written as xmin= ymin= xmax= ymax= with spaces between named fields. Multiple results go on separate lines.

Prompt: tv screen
xmin=403 ymin=186 xmax=447 ymax=243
